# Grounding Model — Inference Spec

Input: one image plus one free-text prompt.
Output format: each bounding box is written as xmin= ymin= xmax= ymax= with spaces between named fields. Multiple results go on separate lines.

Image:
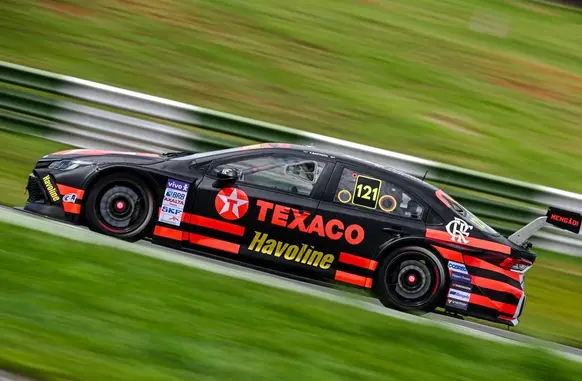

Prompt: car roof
xmin=175 ymin=143 xmax=439 ymax=193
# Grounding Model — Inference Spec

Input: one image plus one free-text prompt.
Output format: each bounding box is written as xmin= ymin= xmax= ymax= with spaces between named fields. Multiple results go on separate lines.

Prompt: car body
xmin=24 ymin=143 xmax=580 ymax=326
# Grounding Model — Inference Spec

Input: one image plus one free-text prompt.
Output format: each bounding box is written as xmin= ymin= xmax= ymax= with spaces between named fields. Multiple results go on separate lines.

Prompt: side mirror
xmin=213 ymin=167 xmax=239 ymax=187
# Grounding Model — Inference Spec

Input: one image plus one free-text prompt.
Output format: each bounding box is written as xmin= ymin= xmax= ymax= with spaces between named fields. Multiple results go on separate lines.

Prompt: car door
xmin=183 ymin=150 xmax=336 ymax=278
xmin=314 ymin=163 xmax=428 ymax=288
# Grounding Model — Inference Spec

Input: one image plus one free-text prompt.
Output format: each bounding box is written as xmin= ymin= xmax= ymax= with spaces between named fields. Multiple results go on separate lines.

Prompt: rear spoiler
xmin=508 ymin=207 xmax=582 ymax=247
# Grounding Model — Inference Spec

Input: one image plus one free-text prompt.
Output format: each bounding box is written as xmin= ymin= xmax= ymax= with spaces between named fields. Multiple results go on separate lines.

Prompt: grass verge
xmin=2 ymin=0 xmax=582 ymax=190
xmin=1 ymin=222 xmax=582 ymax=381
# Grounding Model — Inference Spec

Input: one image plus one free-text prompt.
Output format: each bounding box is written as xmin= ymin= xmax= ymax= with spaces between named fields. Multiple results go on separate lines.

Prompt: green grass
xmin=0 ymin=129 xmax=70 ymax=206
xmin=1 ymin=221 xmax=582 ymax=381
xmin=2 ymin=0 xmax=582 ymax=190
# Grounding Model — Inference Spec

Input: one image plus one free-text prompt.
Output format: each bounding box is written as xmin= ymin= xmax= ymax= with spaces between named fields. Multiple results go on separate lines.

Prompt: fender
xmin=375 ymin=236 xmax=435 ymax=263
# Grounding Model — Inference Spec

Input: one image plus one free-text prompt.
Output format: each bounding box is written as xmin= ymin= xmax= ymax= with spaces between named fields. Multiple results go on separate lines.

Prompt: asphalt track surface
xmin=1 ymin=205 xmax=582 ymax=365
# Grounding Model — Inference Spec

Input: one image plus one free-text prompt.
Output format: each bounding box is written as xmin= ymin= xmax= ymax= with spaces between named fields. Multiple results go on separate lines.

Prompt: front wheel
xmin=84 ymin=173 xmax=155 ymax=242
xmin=376 ymin=246 xmax=446 ymax=313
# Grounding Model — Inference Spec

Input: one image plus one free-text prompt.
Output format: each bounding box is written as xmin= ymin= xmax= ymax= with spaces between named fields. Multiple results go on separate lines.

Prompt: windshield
xmin=435 ymin=189 xmax=499 ymax=236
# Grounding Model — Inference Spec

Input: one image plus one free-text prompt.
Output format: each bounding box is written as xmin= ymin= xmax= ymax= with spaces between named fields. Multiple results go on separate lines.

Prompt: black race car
xmin=24 ymin=143 xmax=582 ymax=326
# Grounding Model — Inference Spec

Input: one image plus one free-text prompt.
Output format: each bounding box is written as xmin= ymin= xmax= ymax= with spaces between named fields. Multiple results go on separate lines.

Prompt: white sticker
xmin=448 ymin=261 xmax=468 ymax=274
xmin=63 ymin=193 xmax=77 ymax=203
xmin=448 ymin=288 xmax=471 ymax=303
xmin=446 ymin=217 xmax=473 ymax=244
xmin=159 ymin=179 xmax=189 ymax=227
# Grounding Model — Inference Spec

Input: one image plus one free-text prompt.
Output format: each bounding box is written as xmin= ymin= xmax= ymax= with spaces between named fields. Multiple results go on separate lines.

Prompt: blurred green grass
xmin=0 ymin=129 xmax=70 ymax=206
xmin=2 ymin=0 xmax=582 ymax=190
xmin=1 ymin=221 xmax=582 ymax=381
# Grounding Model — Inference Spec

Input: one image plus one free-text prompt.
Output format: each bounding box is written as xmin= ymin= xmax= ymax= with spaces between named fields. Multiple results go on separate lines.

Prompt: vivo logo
xmin=167 ymin=179 xmax=189 ymax=192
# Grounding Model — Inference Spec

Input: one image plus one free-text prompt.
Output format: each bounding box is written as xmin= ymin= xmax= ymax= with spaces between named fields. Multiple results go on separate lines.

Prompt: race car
xmin=24 ymin=143 xmax=582 ymax=326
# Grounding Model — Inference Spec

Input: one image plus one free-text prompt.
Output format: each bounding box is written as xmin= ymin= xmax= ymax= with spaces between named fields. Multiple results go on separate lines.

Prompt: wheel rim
xmin=384 ymin=251 xmax=440 ymax=308
xmin=96 ymin=183 xmax=149 ymax=234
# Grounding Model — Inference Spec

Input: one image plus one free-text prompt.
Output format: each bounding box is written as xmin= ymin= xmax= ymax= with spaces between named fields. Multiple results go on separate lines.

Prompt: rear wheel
xmin=85 ymin=173 xmax=155 ymax=242
xmin=376 ymin=246 xmax=446 ymax=313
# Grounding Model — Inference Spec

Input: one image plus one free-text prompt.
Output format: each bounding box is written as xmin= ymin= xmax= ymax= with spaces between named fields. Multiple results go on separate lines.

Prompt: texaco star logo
xmin=215 ymin=188 xmax=249 ymax=220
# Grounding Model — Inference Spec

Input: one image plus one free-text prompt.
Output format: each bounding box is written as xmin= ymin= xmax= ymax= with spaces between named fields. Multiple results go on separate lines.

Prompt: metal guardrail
xmin=1 ymin=61 xmax=581 ymax=256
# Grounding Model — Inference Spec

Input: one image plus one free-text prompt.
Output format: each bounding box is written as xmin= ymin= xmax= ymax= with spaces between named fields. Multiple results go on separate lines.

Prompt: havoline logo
xmin=249 ymin=231 xmax=334 ymax=270
xmin=42 ymin=175 xmax=60 ymax=202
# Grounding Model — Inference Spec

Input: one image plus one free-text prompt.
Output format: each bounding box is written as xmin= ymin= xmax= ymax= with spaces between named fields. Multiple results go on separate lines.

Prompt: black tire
xmin=376 ymin=246 xmax=446 ymax=313
xmin=84 ymin=173 xmax=155 ymax=242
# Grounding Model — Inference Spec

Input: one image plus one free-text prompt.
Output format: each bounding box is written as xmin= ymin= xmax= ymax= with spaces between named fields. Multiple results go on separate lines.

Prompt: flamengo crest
xmin=446 ymin=218 xmax=473 ymax=244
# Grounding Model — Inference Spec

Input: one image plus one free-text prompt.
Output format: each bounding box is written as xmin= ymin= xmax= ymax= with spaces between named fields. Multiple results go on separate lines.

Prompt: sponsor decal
xmin=249 ymin=231 xmax=334 ymax=270
xmin=450 ymin=271 xmax=472 ymax=284
xmin=546 ymin=207 xmax=582 ymax=234
xmin=445 ymin=217 xmax=473 ymax=244
xmin=352 ymin=175 xmax=382 ymax=209
xmin=62 ymin=193 xmax=77 ymax=203
xmin=450 ymin=282 xmax=472 ymax=293
xmin=42 ymin=175 xmax=60 ymax=202
xmin=256 ymin=200 xmax=365 ymax=245
xmin=447 ymin=261 xmax=468 ymax=274
xmin=167 ymin=179 xmax=189 ymax=192
xmin=215 ymin=188 xmax=249 ymax=220
xmin=445 ymin=297 xmax=468 ymax=311
xmin=159 ymin=178 xmax=189 ymax=226
xmin=447 ymin=288 xmax=471 ymax=303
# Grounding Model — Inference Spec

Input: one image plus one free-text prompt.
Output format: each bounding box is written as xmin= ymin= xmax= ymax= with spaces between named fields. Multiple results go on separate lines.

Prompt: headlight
xmin=48 ymin=160 xmax=95 ymax=171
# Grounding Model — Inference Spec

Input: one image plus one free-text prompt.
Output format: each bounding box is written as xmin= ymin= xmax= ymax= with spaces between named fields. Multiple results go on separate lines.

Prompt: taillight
xmin=500 ymin=258 xmax=533 ymax=273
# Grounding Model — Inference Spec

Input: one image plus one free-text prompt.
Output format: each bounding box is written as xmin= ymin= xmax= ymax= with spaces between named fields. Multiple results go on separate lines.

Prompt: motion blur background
xmin=2 ymin=1 xmax=582 ymax=380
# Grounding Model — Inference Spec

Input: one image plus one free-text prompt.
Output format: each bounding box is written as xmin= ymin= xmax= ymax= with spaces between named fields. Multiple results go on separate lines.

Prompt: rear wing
xmin=508 ymin=207 xmax=582 ymax=247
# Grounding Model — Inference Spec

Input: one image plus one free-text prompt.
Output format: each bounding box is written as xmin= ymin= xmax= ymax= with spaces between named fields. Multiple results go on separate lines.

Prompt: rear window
xmin=435 ymin=189 xmax=499 ymax=236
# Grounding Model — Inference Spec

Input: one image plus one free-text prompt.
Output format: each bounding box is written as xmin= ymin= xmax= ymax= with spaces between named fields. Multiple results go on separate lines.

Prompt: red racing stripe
xmin=432 ymin=246 xmax=464 ymax=262
xmin=463 ymin=256 xmax=521 ymax=282
xmin=426 ymin=229 xmax=511 ymax=255
xmin=186 ymin=214 xmax=245 ymax=236
xmin=469 ymin=294 xmax=517 ymax=316
xmin=334 ymin=271 xmax=373 ymax=288
xmin=56 ymin=184 xmax=85 ymax=200
xmin=471 ymin=276 xmax=523 ymax=299
xmin=189 ymin=233 xmax=239 ymax=254
xmin=62 ymin=203 xmax=81 ymax=214
xmin=154 ymin=226 xmax=188 ymax=241
xmin=339 ymin=252 xmax=378 ymax=271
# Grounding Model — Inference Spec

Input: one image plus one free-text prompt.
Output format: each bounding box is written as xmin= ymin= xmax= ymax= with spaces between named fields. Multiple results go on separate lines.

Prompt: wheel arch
xmin=373 ymin=237 xmax=447 ymax=287
xmin=80 ymin=166 xmax=161 ymax=225
xmin=372 ymin=238 xmax=449 ymax=312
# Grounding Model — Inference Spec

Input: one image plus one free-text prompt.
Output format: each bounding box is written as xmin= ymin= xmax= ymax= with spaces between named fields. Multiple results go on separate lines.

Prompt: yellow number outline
xmin=378 ymin=195 xmax=397 ymax=213
xmin=337 ymin=189 xmax=352 ymax=204
xmin=352 ymin=175 xmax=382 ymax=210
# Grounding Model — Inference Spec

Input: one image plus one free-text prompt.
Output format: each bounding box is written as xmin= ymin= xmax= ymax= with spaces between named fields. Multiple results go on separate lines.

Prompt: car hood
xmin=40 ymin=149 xmax=167 ymax=165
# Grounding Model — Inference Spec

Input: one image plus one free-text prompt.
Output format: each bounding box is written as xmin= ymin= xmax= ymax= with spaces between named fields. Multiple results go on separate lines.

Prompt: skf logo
xmin=162 ymin=205 xmax=181 ymax=215
xmin=215 ymin=188 xmax=249 ymax=220
xmin=446 ymin=218 xmax=473 ymax=244
xmin=42 ymin=175 xmax=60 ymax=202
xmin=256 ymin=200 xmax=365 ymax=245
xmin=250 ymin=231 xmax=334 ymax=270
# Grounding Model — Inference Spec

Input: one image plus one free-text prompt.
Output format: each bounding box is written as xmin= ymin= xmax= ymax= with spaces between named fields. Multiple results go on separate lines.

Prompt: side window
xmin=213 ymin=155 xmax=327 ymax=196
xmin=333 ymin=168 xmax=424 ymax=220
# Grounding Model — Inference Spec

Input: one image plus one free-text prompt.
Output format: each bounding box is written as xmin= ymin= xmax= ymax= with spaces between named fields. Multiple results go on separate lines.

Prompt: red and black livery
xmin=24 ymin=144 xmax=581 ymax=326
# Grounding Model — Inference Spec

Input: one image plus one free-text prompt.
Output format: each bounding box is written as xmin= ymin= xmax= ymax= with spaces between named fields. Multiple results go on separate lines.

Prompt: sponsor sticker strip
xmin=158 ymin=179 xmax=189 ymax=227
